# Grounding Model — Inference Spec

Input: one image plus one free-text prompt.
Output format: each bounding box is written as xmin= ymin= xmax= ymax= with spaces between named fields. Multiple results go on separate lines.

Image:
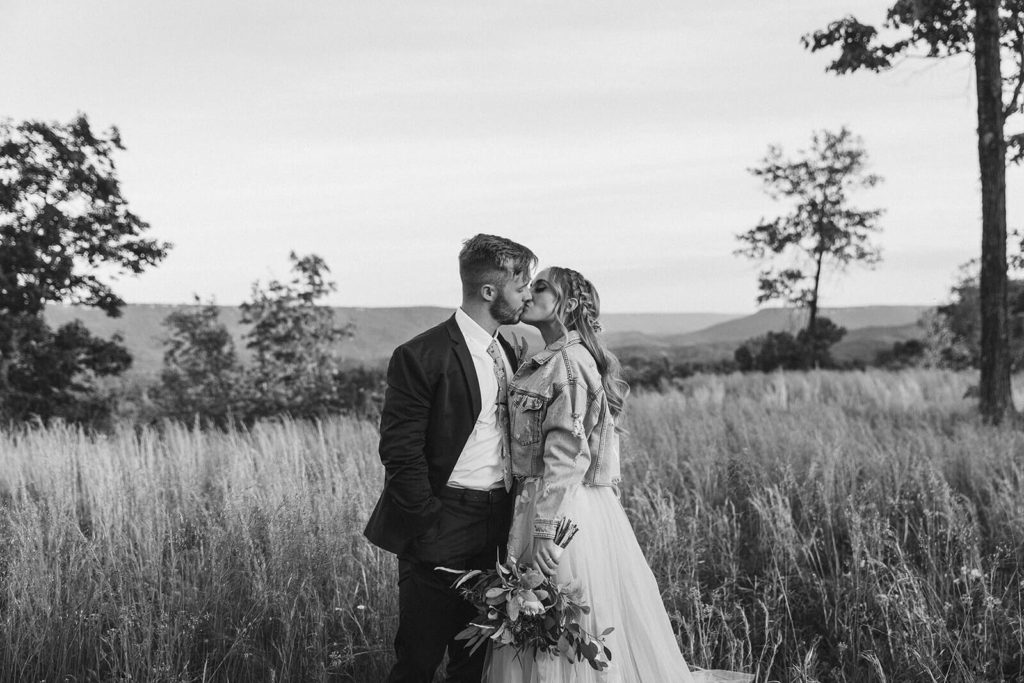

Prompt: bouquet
xmin=441 ymin=518 xmax=613 ymax=671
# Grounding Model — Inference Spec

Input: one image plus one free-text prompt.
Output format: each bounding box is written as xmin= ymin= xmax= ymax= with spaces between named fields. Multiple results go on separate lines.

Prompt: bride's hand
xmin=532 ymin=538 xmax=563 ymax=577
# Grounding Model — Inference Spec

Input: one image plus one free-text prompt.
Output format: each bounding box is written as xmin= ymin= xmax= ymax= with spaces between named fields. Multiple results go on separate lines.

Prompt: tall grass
xmin=1 ymin=369 xmax=1023 ymax=681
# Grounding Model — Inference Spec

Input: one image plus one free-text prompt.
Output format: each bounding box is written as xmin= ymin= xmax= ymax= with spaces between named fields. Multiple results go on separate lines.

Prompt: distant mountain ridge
xmin=43 ymin=303 xmax=931 ymax=376
xmin=673 ymin=306 xmax=930 ymax=345
xmin=44 ymin=304 xmax=456 ymax=376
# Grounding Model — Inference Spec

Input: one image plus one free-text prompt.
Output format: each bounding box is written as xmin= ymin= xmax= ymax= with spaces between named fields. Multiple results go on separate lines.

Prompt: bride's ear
xmin=565 ymin=297 xmax=579 ymax=313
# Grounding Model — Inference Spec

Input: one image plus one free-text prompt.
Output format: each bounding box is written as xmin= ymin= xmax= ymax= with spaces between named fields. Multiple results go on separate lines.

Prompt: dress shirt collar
xmin=455 ymin=307 xmax=498 ymax=352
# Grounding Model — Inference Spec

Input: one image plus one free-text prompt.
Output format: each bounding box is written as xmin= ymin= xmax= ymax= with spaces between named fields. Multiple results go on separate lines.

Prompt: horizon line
xmin=46 ymin=302 xmax=937 ymax=315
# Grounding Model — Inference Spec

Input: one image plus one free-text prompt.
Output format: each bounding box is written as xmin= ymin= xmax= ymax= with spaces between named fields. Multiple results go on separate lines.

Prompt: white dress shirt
xmin=447 ymin=307 xmax=513 ymax=490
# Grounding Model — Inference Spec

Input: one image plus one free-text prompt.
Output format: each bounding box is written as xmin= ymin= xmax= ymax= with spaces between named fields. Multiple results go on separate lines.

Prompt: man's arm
xmin=377 ymin=344 xmax=442 ymax=535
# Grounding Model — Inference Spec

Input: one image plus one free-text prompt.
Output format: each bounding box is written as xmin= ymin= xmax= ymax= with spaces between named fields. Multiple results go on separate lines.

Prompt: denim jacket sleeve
xmin=532 ymin=375 xmax=592 ymax=539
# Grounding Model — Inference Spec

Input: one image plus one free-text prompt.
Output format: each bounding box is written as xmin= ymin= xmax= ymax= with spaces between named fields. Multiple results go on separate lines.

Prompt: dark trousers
xmin=388 ymin=486 xmax=512 ymax=683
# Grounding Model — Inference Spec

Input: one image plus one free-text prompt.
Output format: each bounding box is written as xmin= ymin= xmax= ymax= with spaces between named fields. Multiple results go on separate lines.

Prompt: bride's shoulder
xmin=562 ymin=340 xmax=598 ymax=370
xmin=553 ymin=344 xmax=600 ymax=391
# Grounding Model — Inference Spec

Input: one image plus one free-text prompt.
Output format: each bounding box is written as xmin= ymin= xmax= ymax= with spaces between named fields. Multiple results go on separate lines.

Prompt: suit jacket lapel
xmin=446 ymin=315 xmax=482 ymax=418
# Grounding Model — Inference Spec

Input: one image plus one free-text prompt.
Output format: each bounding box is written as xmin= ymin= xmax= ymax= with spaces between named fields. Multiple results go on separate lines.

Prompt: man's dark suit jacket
xmin=363 ymin=314 xmax=518 ymax=558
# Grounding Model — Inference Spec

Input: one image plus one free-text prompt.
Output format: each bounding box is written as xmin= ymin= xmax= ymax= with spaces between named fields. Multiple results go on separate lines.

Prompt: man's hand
xmin=532 ymin=537 xmax=564 ymax=577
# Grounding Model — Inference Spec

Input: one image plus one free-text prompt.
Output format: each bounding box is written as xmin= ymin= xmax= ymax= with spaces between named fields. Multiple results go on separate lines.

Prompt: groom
xmin=364 ymin=234 xmax=537 ymax=682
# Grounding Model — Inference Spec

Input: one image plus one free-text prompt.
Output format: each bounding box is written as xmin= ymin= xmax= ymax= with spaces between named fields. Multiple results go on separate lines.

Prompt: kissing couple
xmin=364 ymin=234 xmax=753 ymax=682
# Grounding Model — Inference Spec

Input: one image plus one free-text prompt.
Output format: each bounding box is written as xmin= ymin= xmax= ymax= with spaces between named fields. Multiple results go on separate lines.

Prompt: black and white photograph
xmin=2 ymin=1 xmax=1024 ymax=681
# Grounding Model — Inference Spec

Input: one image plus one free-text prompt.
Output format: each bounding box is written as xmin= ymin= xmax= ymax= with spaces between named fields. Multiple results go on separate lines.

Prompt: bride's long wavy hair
xmin=546 ymin=266 xmax=629 ymax=419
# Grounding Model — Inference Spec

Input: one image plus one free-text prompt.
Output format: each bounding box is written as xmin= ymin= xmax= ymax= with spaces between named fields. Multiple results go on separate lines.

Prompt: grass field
xmin=2 ymin=370 xmax=1023 ymax=682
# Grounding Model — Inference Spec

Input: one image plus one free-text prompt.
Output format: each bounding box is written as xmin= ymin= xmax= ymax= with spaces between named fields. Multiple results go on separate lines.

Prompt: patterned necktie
xmin=486 ymin=338 xmax=513 ymax=491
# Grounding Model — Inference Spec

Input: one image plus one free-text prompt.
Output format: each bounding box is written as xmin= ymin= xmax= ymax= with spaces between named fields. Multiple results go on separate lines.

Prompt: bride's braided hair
xmin=563 ymin=269 xmax=602 ymax=332
xmin=547 ymin=266 xmax=629 ymax=419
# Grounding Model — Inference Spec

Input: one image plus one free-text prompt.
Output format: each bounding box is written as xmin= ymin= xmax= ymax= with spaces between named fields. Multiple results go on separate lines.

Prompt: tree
xmin=240 ymin=252 xmax=353 ymax=418
xmin=796 ymin=316 xmax=848 ymax=367
xmin=0 ymin=316 xmax=131 ymax=423
xmin=157 ymin=297 xmax=249 ymax=425
xmin=923 ymin=262 xmax=1024 ymax=368
xmin=734 ymin=318 xmax=848 ymax=372
xmin=735 ymin=331 xmax=807 ymax=372
xmin=736 ymin=127 xmax=883 ymax=362
xmin=803 ymin=0 xmax=1024 ymax=422
xmin=0 ymin=115 xmax=170 ymax=422
xmin=875 ymin=338 xmax=929 ymax=368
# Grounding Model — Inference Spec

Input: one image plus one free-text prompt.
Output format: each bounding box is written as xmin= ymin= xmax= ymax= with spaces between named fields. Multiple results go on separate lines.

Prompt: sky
xmin=3 ymin=0 xmax=1022 ymax=313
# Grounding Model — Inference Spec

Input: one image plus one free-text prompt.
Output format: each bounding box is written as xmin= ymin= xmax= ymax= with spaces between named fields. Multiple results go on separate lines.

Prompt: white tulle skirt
xmin=484 ymin=481 xmax=753 ymax=683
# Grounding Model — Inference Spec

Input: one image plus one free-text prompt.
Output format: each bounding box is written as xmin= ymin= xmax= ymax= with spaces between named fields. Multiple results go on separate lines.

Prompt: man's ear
xmin=480 ymin=284 xmax=497 ymax=302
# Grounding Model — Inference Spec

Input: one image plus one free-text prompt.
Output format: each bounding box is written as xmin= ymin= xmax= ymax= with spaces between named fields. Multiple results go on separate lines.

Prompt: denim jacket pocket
xmin=512 ymin=394 xmax=545 ymax=446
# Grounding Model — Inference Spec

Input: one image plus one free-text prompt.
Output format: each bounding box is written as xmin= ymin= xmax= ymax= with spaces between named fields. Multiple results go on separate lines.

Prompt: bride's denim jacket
xmin=508 ymin=330 xmax=621 ymax=540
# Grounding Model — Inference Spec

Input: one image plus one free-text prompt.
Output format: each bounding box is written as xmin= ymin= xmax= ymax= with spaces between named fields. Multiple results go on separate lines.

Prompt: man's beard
xmin=489 ymin=296 xmax=522 ymax=325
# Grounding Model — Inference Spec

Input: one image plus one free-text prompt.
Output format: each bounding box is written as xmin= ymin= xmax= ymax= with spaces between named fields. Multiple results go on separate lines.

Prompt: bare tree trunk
xmin=809 ymin=248 xmax=824 ymax=333
xmin=974 ymin=0 xmax=1013 ymax=423
xmin=803 ymin=248 xmax=826 ymax=369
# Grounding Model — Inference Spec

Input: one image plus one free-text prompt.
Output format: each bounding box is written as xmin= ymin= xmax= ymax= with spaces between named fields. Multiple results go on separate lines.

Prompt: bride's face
xmin=520 ymin=269 xmax=558 ymax=326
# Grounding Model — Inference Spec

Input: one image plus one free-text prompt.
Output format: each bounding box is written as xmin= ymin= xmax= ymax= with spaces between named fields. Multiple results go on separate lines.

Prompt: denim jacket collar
xmin=529 ymin=330 xmax=582 ymax=366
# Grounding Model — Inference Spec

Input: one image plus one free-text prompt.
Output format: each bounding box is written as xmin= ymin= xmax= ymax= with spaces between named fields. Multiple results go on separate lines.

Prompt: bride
xmin=486 ymin=266 xmax=752 ymax=683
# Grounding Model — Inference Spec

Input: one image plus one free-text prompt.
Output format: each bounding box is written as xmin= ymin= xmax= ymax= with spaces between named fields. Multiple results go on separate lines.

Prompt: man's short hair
xmin=459 ymin=234 xmax=538 ymax=297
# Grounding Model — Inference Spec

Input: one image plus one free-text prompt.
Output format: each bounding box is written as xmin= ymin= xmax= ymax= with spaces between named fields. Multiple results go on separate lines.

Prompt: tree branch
xmin=1003 ymin=12 xmax=1024 ymax=119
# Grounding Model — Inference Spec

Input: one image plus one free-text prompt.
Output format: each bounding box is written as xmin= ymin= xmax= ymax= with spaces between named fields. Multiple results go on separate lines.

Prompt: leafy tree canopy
xmin=157 ymin=297 xmax=249 ymax=426
xmin=737 ymin=127 xmax=883 ymax=332
xmin=1 ymin=115 xmax=170 ymax=317
xmin=734 ymin=317 xmax=848 ymax=372
xmin=802 ymin=0 xmax=1024 ymax=161
xmin=240 ymin=252 xmax=354 ymax=418
xmin=0 ymin=115 xmax=169 ymax=423
xmin=924 ymin=262 xmax=1024 ymax=368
